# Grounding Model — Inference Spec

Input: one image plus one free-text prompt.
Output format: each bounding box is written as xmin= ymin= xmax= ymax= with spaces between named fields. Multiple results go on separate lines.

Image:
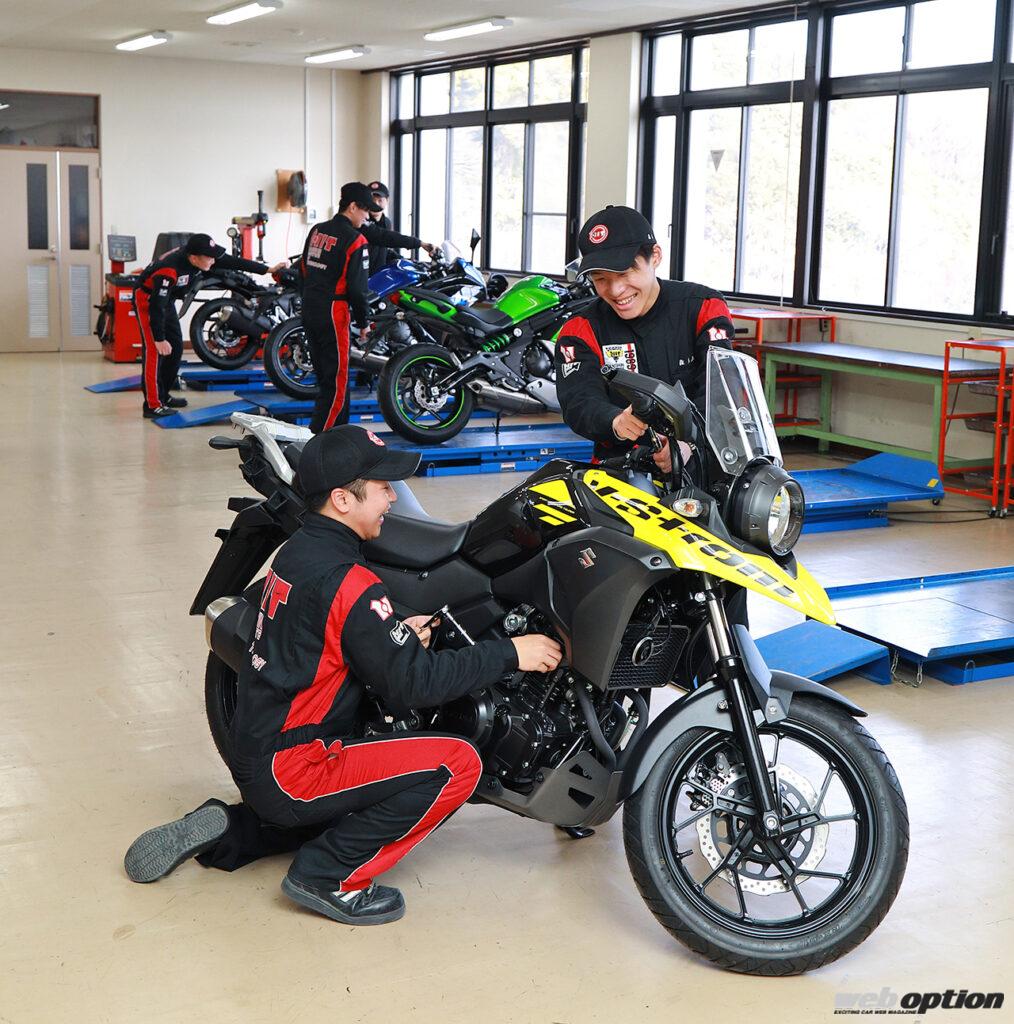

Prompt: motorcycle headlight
xmin=727 ymin=461 xmax=805 ymax=556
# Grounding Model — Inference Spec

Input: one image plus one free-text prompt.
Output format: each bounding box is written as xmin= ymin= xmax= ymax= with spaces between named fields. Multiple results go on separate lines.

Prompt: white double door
xmin=0 ymin=148 xmax=102 ymax=352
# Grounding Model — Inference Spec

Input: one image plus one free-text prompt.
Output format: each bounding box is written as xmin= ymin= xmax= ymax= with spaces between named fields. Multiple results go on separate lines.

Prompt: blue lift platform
xmin=86 ymin=360 xmax=269 ymax=393
xmin=795 ymin=454 xmax=943 ymax=533
xmin=826 ymin=567 xmax=1014 ymax=685
xmin=757 ymin=620 xmax=893 ymax=685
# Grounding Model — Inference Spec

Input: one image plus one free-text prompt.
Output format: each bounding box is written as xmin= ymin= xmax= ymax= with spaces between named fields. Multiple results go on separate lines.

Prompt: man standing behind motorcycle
xmin=362 ymin=180 xmax=436 ymax=276
xmin=135 ymin=233 xmax=286 ymax=419
xmin=124 ymin=425 xmax=562 ymax=925
xmin=554 ymin=206 xmax=736 ymax=473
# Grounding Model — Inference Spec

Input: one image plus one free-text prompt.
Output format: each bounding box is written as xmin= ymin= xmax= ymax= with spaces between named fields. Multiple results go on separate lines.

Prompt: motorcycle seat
xmin=365 ymin=513 xmax=469 ymax=570
xmin=454 ymin=306 xmax=514 ymax=333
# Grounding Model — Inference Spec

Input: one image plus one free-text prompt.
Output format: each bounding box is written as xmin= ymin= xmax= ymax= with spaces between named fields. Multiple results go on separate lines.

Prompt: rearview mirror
xmin=601 ymin=365 xmax=697 ymax=443
xmin=470 ymin=228 xmax=481 ymax=259
xmin=564 ymin=258 xmax=580 ymax=283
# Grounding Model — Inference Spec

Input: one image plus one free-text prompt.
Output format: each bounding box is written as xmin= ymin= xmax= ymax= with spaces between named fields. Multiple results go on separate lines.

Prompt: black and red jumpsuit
xmin=554 ymin=279 xmax=735 ymax=461
xmin=300 ymin=216 xmax=371 ymax=433
xmin=133 ymin=248 xmax=267 ymax=412
xmin=199 ymin=514 xmax=518 ymax=893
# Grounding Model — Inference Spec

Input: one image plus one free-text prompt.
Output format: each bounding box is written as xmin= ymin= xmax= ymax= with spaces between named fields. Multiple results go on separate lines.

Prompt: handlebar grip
xmin=208 ymin=435 xmax=244 ymax=450
xmin=631 ymin=394 xmax=656 ymax=419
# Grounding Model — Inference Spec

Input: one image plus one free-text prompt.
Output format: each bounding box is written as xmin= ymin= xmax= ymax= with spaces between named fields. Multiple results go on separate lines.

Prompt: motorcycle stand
xmin=556 ymin=825 xmax=595 ymax=840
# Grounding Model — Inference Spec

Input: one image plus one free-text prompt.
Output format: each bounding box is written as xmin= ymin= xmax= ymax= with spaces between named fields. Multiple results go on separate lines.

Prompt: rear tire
xmin=204 ymin=652 xmax=238 ymax=770
xmin=378 ymin=343 xmax=473 ymax=444
xmin=189 ymin=297 xmax=260 ymax=369
xmin=264 ymin=316 xmax=319 ymax=399
xmin=622 ymin=695 xmax=908 ymax=975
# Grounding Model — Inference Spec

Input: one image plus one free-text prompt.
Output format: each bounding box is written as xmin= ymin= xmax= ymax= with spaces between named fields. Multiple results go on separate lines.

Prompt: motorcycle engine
xmin=435 ymin=608 xmax=626 ymax=788
xmin=523 ymin=342 xmax=554 ymax=380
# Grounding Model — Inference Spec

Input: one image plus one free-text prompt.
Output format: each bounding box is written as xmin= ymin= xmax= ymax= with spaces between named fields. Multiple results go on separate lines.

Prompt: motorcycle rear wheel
xmin=189 ymin=297 xmax=261 ymax=370
xmin=264 ymin=316 xmax=320 ymax=399
xmin=622 ymin=695 xmax=908 ymax=975
xmin=204 ymin=652 xmax=238 ymax=769
xmin=378 ymin=343 xmax=474 ymax=444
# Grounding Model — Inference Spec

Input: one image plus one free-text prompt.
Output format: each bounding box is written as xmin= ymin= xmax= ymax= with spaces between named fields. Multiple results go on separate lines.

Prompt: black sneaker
xmin=142 ymin=405 xmax=174 ymax=419
xmin=281 ymin=874 xmax=405 ymax=925
xmin=124 ymin=803 xmax=230 ymax=882
xmin=165 ymin=396 xmax=189 ymax=409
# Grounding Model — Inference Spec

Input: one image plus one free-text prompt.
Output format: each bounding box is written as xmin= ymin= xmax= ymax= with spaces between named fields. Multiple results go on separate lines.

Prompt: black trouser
xmin=134 ymin=292 xmax=184 ymax=411
xmin=198 ymin=733 xmax=482 ymax=892
xmin=305 ymin=300 xmax=352 ymax=433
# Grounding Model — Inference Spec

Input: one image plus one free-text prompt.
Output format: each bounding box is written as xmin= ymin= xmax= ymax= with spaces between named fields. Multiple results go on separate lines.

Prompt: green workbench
xmin=761 ymin=341 xmax=998 ymax=464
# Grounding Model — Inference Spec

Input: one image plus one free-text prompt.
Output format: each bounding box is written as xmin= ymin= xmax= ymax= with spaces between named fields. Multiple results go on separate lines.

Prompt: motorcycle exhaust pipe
xmin=466 ymin=380 xmax=546 ymax=415
xmin=349 ymin=346 xmax=389 ymax=372
xmin=220 ymin=306 xmax=264 ymax=337
xmin=205 ymin=596 xmax=257 ymax=673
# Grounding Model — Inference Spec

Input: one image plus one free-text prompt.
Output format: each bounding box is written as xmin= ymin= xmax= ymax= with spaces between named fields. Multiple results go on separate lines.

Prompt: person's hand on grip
xmin=512 ymin=634 xmax=563 ymax=673
xmin=612 ymin=406 xmax=648 ymax=442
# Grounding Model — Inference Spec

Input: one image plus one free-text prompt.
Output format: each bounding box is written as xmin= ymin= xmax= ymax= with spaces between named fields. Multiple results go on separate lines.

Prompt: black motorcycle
xmin=187 ymin=265 xmax=302 ymax=371
xmin=191 ymin=349 xmax=907 ymax=974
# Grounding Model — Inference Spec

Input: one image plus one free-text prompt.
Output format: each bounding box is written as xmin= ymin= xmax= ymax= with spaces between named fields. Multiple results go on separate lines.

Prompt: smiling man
xmin=554 ymin=205 xmax=735 ymax=472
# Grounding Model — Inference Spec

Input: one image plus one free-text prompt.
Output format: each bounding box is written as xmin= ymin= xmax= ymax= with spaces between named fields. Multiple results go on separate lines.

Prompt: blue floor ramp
xmin=86 ymin=360 xmax=268 ymax=393
xmin=795 ymin=454 xmax=943 ymax=533
xmin=826 ymin=566 xmax=1014 ymax=685
xmin=756 ymin=620 xmax=892 ymax=685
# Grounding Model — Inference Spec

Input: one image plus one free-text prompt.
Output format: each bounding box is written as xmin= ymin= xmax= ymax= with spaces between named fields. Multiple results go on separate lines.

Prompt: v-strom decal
xmin=581 ymin=470 xmax=835 ymax=625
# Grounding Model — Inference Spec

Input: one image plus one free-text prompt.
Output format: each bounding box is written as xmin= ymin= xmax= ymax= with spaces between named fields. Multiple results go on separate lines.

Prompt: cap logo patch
xmin=588 ymin=224 xmax=609 ymax=245
xmin=366 ymin=430 xmax=385 ymax=447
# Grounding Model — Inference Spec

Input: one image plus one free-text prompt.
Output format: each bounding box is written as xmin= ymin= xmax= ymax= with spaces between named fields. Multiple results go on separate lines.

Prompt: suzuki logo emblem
xmin=578 ymin=547 xmax=596 ymax=569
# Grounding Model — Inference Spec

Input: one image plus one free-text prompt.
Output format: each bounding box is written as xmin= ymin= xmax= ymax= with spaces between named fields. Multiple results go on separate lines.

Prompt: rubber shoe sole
xmin=124 ymin=804 xmax=229 ymax=883
xmin=281 ymin=876 xmax=406 ymax=926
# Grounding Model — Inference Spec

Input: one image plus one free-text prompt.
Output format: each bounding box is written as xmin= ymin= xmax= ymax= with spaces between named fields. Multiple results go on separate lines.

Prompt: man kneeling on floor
xmin=124 ymin=425 xmax=562 ymax=925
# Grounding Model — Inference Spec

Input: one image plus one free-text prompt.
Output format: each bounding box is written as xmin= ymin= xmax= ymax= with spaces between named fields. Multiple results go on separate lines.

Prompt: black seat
xmin=283 ymin=440 xmax=307 ymax=474
xmin=454 ymin=306 xmax=513 ymax=333
xmin=365 ymin=513 xmax=469 ymax=570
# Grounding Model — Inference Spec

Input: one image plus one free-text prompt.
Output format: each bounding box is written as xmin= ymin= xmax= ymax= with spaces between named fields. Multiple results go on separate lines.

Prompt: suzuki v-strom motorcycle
xmin=192 ymin=349 xmax=907 ymax=974
xmin=377 ymin=270 xmax=595 ymax=444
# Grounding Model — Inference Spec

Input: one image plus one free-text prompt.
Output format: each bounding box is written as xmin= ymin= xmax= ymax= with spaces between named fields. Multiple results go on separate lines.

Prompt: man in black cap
xmin=134 ymin=233 xmax=286 ymax=419
xmin=124 ymin=425 xmax=562 ymax=925
xmin=554 ymin=205 xmax=735 ymax=473
xmin=362 ymin=180 xmax=436 ymax=276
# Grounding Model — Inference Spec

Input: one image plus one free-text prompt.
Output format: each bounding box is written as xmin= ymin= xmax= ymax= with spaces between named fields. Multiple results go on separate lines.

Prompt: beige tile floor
xmin=2 ymin=352 xmax=1013 ymax=1023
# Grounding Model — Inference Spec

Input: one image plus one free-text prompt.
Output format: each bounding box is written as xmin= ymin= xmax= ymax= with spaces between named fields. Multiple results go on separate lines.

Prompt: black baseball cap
xmin=577 ymin=206 xmax=657 ymax=275
xmin=367 ymin=180 xmax=390 ymax=198
xmin=340 ymin=181 xmax=383 ymax=212
xmin=185 ymin=233 xmax=226 ymax=259
xmin=297 ymin=425 xmax=420 ymax=497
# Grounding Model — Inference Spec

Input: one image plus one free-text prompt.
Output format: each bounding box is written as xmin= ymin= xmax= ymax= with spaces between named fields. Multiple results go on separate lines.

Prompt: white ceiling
xmin=0 ymin=0 xmax=777 ymax=70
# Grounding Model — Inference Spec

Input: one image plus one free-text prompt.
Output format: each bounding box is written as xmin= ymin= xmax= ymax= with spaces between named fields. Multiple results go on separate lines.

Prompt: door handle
xmin=45 ymin=245 xmax=58 ymax=261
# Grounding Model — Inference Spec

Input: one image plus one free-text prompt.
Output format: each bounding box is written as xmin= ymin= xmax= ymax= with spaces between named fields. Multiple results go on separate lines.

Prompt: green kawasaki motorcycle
xmin=378 ymin=270 xmax=596 ymax=443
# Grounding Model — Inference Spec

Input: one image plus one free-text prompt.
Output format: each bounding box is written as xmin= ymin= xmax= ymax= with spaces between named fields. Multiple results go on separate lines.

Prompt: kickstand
xmin=556 ymin=825 xmax=595 ymax=840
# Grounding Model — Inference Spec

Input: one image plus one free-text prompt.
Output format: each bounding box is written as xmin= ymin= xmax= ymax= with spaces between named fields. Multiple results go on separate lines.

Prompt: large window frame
xmin=390 ymin=45 xmax=588 ymax=275
xmin=641 ymin=0 xmax=1014 ymax=326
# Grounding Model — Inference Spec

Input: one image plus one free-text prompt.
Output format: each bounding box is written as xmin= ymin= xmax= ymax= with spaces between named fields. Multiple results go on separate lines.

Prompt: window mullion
xmin=735 ymin=105 xmax=752 ymax=293
xmin=523 ymin=121 xmax=535 ymax=271
xmin=884 ymin=93 xmax=907 ymax=308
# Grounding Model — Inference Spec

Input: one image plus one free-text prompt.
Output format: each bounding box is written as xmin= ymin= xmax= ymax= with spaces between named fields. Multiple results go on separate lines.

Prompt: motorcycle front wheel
xmin=378 ymin=343 xmax=474 ymax=444
xmin=264 ymin=316 xmax=319 ymax=399
xmin=189 ymin=297 xmax=261 ymax=369
xmin=623 ymin=695 xmax=908 ymax=975
xmin=204 ymin=652 xmax=238 ymax=769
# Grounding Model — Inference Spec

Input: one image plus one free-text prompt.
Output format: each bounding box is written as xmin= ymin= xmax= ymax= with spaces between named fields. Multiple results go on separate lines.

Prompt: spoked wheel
xmin=377 ymin=343 xmax=474 ymax=444
xmin=204 ymin=652 xmax=238 ymax=769
xmin=623 ymin=695 xmax=908 ymax=975
xmin=189 ymin=297 xmax=261 ymax=369
xmin=264 ymin=316 xmax=319 ymax=399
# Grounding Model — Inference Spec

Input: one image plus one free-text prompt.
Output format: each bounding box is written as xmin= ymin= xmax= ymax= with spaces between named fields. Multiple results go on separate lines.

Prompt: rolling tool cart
xmin=96 ymin=234 xmax=142 ymax=363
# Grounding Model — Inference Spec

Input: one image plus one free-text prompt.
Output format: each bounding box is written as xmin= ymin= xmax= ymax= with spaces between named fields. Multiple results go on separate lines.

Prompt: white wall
xmin=583 ymin=33 xmax=641 ymax=219
xmin=0 ymin=47 xmax=365 ymax=268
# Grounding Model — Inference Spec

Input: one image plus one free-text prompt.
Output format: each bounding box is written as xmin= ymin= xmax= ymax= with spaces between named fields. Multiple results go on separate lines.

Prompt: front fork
xmin=701 ymin=576 xmax=782 ymax=837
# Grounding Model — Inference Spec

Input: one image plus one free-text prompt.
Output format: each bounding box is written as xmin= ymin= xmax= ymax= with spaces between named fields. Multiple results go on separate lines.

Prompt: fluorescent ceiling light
xmin=116 ymin=31 xmax=172 ymax=51
xmin=305 ymin=45 xmax=369 ymax=64
xmin=424 ymin=17 xmax=511 ymax=42
xmin=0 ymin=104 xmax=9 ymax=111
xmin=207 ymin=1 xmax=282 ymax=26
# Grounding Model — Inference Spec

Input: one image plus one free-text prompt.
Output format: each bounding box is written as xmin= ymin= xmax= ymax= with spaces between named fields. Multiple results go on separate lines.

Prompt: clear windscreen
xmin=704 ymin=348 xmax=782 ymax=476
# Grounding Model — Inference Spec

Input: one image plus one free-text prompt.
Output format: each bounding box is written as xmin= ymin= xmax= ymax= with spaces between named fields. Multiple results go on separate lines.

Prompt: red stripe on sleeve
xmin=281 ymin=564 xmax=380 ymax=731
xmin=560 ymin=316 xmax=603 ymax=364
xmin=335 ymin=233 xmax=368 ymax=296
xmin=696 ymin=297 xmax=732 ymax=333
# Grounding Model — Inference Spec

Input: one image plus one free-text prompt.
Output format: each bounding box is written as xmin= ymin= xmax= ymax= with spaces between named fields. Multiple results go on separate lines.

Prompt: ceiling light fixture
xmin=0 ymin=103 xmax=10 ymax=111
xmin=423 ymin=17 xmax=511 ymax=42
xmin=115 ymin=31 xmax=172 ymax=52
xmin=207 ymin=1 xmax=282 ymax=26
xmin=305 ymin=45 xmax=369 ymax=64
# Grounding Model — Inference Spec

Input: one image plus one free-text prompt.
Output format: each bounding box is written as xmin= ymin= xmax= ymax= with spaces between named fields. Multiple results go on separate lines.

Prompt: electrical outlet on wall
xmin=306 ymin=208 xmax=318 ymax=221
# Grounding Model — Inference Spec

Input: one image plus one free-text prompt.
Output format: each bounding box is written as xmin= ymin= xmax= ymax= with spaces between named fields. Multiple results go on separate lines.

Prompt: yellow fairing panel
xmin=582 ymin=470 xmax=836 ymax=625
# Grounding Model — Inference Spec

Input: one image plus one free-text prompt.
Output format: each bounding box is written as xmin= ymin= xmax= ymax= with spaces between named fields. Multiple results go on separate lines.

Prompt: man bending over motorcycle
xmin=124 ymin=425 xmax=562 ymax=925
xmin=554 ymin=205 xmax=735 ymax=477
